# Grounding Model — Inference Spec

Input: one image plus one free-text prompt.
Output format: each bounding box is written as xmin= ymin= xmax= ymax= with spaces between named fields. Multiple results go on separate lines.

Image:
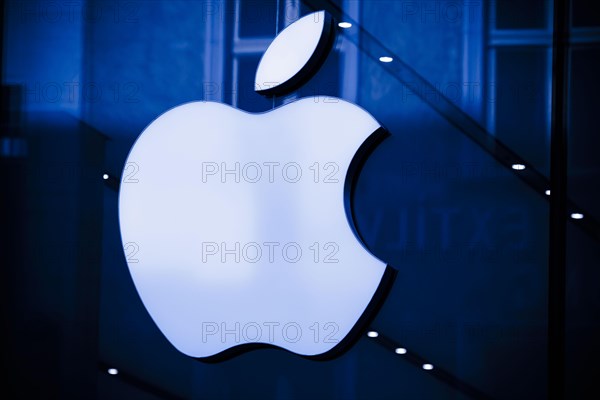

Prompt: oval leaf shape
xmin=255 ymin=11 xmax=335 ymax=97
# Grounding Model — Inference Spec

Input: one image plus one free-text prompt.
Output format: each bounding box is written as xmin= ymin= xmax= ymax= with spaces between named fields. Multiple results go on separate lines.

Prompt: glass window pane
xmin=568 ymin=47 xmax=600 ymax=221
xmin=239 ymin=0 xmax=277 ymax=38
xmin=495 ymin=0 xmax=549 ymax=30
xmin=495 ymin=47 xmax=550 ymax=176
xmin=572 ymin=0 xmax=600 ymax=27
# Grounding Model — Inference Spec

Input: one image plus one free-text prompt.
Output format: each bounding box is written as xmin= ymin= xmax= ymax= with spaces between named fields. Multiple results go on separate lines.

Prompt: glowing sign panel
xmin=118 ymin=11 xmax=393 ymax=361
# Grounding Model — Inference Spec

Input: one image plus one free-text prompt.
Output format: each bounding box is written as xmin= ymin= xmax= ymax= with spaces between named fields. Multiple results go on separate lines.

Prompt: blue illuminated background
xmin=1 ymin=0 xmax=599 ymax=399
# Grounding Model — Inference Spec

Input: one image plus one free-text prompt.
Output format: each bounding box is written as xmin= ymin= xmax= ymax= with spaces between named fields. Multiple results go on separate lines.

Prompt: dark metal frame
xmin=548 ymin=0 xmax=570 ymax=398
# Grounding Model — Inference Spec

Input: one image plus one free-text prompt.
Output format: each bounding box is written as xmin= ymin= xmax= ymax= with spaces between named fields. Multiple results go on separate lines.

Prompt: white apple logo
xmin=119 ymin=11 xmax=395 ymax=361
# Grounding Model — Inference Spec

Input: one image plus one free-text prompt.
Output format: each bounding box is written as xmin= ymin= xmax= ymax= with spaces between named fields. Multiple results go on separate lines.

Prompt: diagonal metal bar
xmin=367 ymin=331 xmax=497 ymax=400
xmin=303 ymin=0 xmax=600 ymax=245
xmin=98 ymin=361 xmax=186 ymax=400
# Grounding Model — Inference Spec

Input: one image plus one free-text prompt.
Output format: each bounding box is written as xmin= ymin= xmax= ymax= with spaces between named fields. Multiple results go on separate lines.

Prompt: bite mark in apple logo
xmin=119 ymin=10 xmax=396 ymax=362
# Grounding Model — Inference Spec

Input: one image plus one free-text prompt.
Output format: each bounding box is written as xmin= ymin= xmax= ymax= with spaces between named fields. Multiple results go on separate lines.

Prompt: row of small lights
xmin=103 ymin=167 xmax=584 ymax=221
xmin=337 ymin=22 xmax=394 ymax=64
xmin=510 ymin=164 xmax=585 ymax=220
xmin=107 ymin=335 xmax=433 ymax=378
xmin=367 ymin=331 xmax=434 ymax=371
xmin=342 ymin=20 xmax=583 ymax=219
xmin=340 ymin=19 xmax=586 ymax=222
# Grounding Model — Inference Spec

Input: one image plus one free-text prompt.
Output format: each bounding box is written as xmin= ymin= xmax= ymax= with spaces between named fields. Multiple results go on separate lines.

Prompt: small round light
xmin=571 ymin=213 xmax=584 ymax=220
xmin=379 ymin=56 xmax=393 ymax=63
xmin=367 ymin=331 xmax=379 ymax=338
xmin=511 ymin=163 xmax=526 ymax=170
xmin=338 ymin=22 xmax=352 ymax=29
xmin=107 ymin=368 xmax=119 ymax=375
xmin=103 ymin=174 xmax=109 ymax=180
xmin=545 ymin=190 xmax=551 ymax=196
xmin=395 ymin=347 xmax=407 ymax=354
xmin=422 ymin=364 xmax=434 ymax=370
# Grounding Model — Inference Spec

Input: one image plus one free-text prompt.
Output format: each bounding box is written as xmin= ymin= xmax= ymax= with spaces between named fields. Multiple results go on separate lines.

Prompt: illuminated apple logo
xmin=119 ymin=11 xmax=395 ymax=361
